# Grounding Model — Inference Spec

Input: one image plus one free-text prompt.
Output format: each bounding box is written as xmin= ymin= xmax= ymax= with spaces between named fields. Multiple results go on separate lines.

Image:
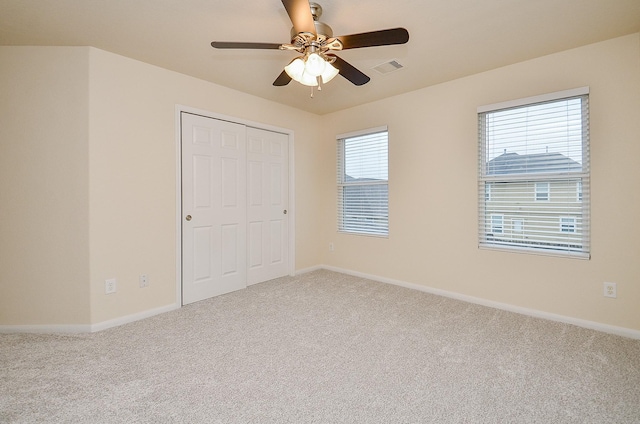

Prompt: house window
xmin=577 ymin=181 xmax=583 ymax=202
xmin=512 ymin=219 xmax=524 ymax=233
xmin=337 ymin=127 xmax=389 ymax=236
xmin=478 ymin=87 xmax=590 ymax=258
xmin=560 ymin=217 xmax=576 ymax=233
xmin=491 ymin=214 xmax=504 ymax=234
xmin=535 ymin=182 xmax=549 ymax=201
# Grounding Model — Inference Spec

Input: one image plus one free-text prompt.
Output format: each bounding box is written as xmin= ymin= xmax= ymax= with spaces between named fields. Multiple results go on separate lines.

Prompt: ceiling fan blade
xmin=336 ymin=28 xmax=409 ymax=50
xmin=273 ymin=70 xmax=292 ymax=86
xmin=211 ymin=41 xmax=282 ymax=49
xmin=328 ymin=55 xmax=370 ymax=86
xmin=281 ymin=0 xmax=316 ymax=36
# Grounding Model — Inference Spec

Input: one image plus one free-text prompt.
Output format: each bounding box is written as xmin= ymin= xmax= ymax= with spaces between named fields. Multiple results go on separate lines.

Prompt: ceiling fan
xmin=211 ymin=0 xmax=409 ymax=92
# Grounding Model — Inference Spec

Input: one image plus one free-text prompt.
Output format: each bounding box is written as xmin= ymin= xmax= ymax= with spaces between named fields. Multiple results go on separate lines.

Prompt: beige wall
xmin=1 ymin=34 xmax=638 ymax=333
xmin=0 ymin=47 xmax=91 ymax=325
xmin=319 ymin=33 xmax=640 ymax=332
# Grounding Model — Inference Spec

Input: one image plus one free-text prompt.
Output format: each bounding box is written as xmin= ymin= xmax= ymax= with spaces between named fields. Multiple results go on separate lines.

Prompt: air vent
xmin=372 ymin=59 xmax=404 ymax=75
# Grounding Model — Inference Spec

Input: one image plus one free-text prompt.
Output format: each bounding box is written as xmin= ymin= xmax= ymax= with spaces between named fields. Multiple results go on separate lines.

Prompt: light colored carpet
xmin=1 ymin=270 xmax=639 ymax=423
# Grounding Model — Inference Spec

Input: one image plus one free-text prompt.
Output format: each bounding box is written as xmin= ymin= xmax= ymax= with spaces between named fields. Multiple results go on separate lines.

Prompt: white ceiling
xmin=1 ymin=0 xmax=639 ymax=115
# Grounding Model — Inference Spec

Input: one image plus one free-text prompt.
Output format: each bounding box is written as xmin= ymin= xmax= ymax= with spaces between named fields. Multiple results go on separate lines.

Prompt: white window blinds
xmin=337 ymin=128 xmax=389 ymax=236
xmin=478 ymin=88 xmax=590 ymax=258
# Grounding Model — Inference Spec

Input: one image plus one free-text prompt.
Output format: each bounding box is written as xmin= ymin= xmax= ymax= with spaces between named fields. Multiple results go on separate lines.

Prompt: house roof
xmin=487 ymin=152 xmax=582 ymax=175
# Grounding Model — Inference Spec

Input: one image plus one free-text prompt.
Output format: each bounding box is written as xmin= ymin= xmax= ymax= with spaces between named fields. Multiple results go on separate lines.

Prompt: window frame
xmin=477 ymin=87 xmax=590 ymax=259
xmin=336 ymin=126 xmax=389 ymax=237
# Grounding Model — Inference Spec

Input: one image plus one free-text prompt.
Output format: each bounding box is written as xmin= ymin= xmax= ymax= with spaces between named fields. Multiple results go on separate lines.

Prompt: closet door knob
xmin=185 ymin=215 xmax=192 ymax=221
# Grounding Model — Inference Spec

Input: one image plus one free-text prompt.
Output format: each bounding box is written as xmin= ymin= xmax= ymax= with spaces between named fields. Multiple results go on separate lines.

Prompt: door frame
xmin=174 ymin=105 xmax=296 ymax=307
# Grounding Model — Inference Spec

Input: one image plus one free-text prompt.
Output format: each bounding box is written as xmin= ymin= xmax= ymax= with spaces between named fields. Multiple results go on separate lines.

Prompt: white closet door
xmin=246 ymin=127 xmax=289 ymax=285
xmin=181 ymin=113 xmax=247 ymax=305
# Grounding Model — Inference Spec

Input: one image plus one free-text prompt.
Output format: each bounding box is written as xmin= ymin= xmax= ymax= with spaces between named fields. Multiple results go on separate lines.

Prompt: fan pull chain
xmin=310 ymin=76 xmax=323 ymax=98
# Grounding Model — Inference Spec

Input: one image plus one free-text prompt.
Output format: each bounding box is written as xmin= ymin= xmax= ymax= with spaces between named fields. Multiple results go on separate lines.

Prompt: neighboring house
xmin=484 ymin=152 xmax=584 ymax=250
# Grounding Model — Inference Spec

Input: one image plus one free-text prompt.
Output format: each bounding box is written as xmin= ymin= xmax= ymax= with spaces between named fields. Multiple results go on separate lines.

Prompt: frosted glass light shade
xmin=284 ymin=58 xmax=305 ymax=81
xmin=321 ymin=62 xmax=339 ymax=83
xmin=304 ymin=53 xmax=326 ymax=77
xmin=299 ymin=71 xmax=319 ymax=86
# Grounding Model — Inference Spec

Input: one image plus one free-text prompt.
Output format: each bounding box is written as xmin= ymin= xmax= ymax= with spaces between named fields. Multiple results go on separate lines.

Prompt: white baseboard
xmin=0 ymin=303 xmax=180 ymax=334
xmin=90 ymin=303 xmax=179 ymax=333
xmin=0 ymin=324 xmax=92 ymax=334
xmin=295 ymin=264 xmax=324 ymax=275
xmin=319 ymin=265 xmax=640 ymax=340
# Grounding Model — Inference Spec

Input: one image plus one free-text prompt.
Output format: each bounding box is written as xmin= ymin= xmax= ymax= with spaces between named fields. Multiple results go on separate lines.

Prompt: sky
xmin=483 ymin=97 xmax=585 ymax=164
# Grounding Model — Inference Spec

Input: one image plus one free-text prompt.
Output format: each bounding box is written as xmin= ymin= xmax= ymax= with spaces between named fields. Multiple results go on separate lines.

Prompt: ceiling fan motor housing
xmin=309 ymin=2 xmax=322 ymax=19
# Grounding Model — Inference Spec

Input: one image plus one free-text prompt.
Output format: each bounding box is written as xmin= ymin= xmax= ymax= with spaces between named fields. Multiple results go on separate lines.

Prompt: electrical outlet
xmin=139 ymin=274 xmax=149 ymax=288
xmin=603 ymin=282 xmax=617 ymax=298
xmin=329 ymin=242 xmax=334 ymax=252
xmin=105 ymin=278 xmax=117 ymax=294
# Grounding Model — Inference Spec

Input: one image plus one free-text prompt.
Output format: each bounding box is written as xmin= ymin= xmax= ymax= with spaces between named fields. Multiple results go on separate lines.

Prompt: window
xmin=560 ymin=217 xmax=576 ymax=233
xmin=478 ymin=87 xmax=590 ymax=258
xmin=577 ymin=181 xmax=582 ymax=202
xmin=512 ymin=219 xmax=524 ymax=233
xmin=337 ymin=127 xmax=389 ymax=236
xmin=491 ymin=214 xmax=504 ymax=234
xmin=535 ymin=182 xmax=549 ymax=201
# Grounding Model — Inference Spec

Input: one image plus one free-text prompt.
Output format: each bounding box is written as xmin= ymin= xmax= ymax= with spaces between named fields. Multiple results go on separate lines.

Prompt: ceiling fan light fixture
xmin=285 ymin=53 xmax=336 ymax=87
